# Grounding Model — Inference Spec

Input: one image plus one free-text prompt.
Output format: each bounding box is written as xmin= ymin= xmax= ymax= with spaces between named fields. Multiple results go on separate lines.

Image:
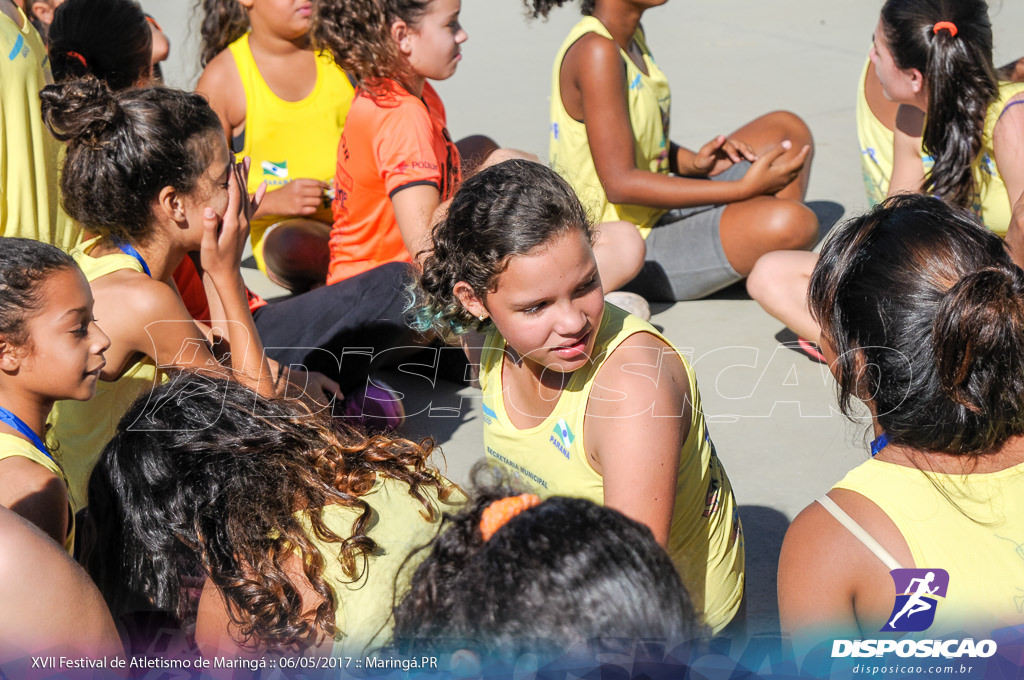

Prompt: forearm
xmin=604 ymin=166 xmax=751 ymax=209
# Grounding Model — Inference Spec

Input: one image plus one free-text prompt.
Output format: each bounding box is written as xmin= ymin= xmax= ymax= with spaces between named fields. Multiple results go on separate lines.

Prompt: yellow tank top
xmin=549 ymin=17 xmax=670 ymax=237
xmin=304 ymin=476 xmax=463 ymax=655
xmin=0 ymin=8 xmax=78 ymax=251
xmin=857 ymin=56 xmax=1024 ymax=235
xmin=0 ymin=432 xmax=75 ymax=554
xmin=478 ymin=303 xmax=744 ymax=633
xmin=49 ymin=238 xmax=162 ymax=511
xmin=227 ymin=34 xmax=355 ymax=271
xmin=833 ymin=458 xmax=1024 ymax=635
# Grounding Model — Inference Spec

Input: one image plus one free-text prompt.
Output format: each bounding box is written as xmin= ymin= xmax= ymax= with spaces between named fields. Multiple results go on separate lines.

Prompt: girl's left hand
xmin=201 ymin=157 xmax=266 ymax=281
xmin=691 ymin=135 xmax=758 ymax=176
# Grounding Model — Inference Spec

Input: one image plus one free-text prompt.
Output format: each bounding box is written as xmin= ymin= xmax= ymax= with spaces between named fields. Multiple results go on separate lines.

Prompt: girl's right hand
xmin=740 ymin=140 xmax=810 ymax=197
xmin=201 ymin=158 xmax=266 ymax=284
xmin=258 ymin=178 xmax=330 ymax=217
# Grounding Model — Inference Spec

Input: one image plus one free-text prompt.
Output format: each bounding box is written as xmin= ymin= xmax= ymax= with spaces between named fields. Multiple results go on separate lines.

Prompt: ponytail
xmin=197 ymin=0 xmax=249 ymax=67
xmin=881 ymin=0 xmax=997 ymax=210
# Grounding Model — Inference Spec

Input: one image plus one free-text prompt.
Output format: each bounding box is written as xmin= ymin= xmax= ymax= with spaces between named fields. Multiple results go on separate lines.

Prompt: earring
xmin=478 ymin=315 xmax=487 ymax=321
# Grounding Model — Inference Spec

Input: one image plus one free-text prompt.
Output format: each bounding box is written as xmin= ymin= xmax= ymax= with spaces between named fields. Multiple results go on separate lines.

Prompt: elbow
xmin=601 ymin=176 xmax=633 ymax=205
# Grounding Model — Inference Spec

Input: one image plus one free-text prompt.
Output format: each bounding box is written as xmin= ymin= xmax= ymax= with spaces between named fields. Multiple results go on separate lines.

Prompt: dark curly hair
xmin=83 ymin=373 xmax=451 ymax=652
xmin=196 ymin=0 xmax=250 ymax=67
xmin=411 ymin=159 xmax=592 ymax=336
xmin=880 ymin=0 xmax=997 ymax=210
xmin=392 ymin=465 xmax=701 ymax=659
xmin=313 ymin=0 xmax=431 ymax=93
xmin=523 ymin=0 xmax=594 ymax=19
xmin=0 ymin=238 xmax=77 ymax=348
xmin=808 ymin=194 xmax=1024 ymax=456
xmin=48 ymin=0 xmax=152 ymax=90
xmin=39 ymin=78 xmax=222 ymax=243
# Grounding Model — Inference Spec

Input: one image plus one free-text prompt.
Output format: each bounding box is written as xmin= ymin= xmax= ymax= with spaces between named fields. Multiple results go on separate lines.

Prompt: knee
xmin=764 ymin=110 xmax=814 ymax=152
xmin=596 ymin=221 xmax=646 ymax=280
xmin=746 ymin=251 xmax=792 ymax=304
xmin=760 ymin=200 xmax=819 ymax=251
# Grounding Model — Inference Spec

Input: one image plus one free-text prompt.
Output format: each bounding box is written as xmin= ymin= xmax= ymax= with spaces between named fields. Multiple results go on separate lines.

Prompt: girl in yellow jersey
xmin=413 ymin=160 xmax=744 ymax=634
xmin=779 ymin=195 xmax=1024 ymax=643
xmin=196 ymin=0 xmax=355 ymax=292
xmin=748 ymin=0 xmax=1024 ymax=347
xmin=0 ymin=238 xmax=109 ymax=554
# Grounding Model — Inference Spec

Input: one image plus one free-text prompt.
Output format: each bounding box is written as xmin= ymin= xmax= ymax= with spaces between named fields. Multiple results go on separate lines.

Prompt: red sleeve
xmin=375 ymin=97 xmax=443 ymax=199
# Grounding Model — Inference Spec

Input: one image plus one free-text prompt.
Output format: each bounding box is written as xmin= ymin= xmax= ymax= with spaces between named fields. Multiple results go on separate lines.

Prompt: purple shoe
xmin=340 ymin=378 xmax=406 ymax=432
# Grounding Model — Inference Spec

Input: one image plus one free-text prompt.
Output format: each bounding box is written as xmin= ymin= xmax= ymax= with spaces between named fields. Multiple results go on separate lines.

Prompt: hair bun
xmin=932 ymin=265 xmax=1024 ymax=413
xmin=39 ymin=77 xmax=124 ymax=147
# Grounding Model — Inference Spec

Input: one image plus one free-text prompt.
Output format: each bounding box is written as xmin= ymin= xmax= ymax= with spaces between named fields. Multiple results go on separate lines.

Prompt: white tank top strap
xmin=816 ymin=495 xmax=905 ymax=571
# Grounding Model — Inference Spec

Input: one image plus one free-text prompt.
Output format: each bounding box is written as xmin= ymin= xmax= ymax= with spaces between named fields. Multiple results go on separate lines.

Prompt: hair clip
xmin=932 ymin=21 xmax=958 ymax=37
xmin=479 ymin=493 xmax=541 ymax=541
xmin=66 ymin=51 xmax=88 ymax=69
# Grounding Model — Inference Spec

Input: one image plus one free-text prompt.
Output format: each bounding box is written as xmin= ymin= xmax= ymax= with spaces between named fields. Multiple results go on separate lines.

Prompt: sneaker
xmin=605 ymin=290 xmax=651 ymax=321
xmin=339 ymin=378 xmax=406 ymax=432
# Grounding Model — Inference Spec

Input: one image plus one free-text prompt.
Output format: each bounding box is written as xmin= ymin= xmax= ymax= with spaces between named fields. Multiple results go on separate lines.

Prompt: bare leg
xmin=746 ymin=250 xmax=820 ymax=341
xmin=722 ymin=110 xmax=815 ymax=201
xmin=592 ymin=220 xmax=645 ymax=291
xmin=262 ymin=218 xmax=331 ymax=294
xmin=719 ymin=197 xmax=818 ymax=276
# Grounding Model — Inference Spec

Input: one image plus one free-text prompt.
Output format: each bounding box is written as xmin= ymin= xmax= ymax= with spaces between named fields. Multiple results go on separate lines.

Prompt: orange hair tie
xmin=66 ymin=51 xmax=88 ymax=69
xmin=479 ymin=494 xmax=541 ymax=541
xmin=932 ymin=21 xmax=958 ymax=37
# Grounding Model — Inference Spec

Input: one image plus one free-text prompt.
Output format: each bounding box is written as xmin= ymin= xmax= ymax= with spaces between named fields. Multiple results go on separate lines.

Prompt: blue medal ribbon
xmin=114 ymin=240 xmax=151 ymax=277
xmin=870 ymin=432 xmax=890 ymax=457
xmin=0 ymin=406 xmax=52 ymax=462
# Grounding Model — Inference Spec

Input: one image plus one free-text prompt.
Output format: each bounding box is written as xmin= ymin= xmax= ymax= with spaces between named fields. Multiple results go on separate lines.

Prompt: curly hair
xmin=48 ymin=0 xmax=152 ymax=90
xmin=0 ymin=239 xmax=77 ymax=348
xmin=39 ymin=78 xmax=222 ymax=243
xmin=880 ymin=0 xmax=997 ymax=210
xmin=392 ymin=465 xmax=701 ymax=659
xmin=411 ymin=159 xmax=592 ymax=337
xmin=196 ymin=0 xmax=250 ymax=67
xmin=523 ymin=0 xmax=594 ymax=19
xmin=313 ymin=0 xmax=431 ymax=93
xmin=84 ymin=372 xmax=451 ymax=652
xmin=808 ymin=194 xmax=1024 ymax=456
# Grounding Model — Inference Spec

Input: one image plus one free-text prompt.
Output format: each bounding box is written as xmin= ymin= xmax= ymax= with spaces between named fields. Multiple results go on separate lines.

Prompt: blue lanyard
xmin=115 ymin=240 xmax=151 ymax=277
xmin=0 ymin=406 xmax=52 ymax=462
xmin=870 ymin=432 xmax=890 ymax=457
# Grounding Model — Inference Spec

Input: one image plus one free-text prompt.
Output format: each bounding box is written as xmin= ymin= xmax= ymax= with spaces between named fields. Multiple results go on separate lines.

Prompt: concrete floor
xmin=142 ymin=0 xmax=1024 ymax=636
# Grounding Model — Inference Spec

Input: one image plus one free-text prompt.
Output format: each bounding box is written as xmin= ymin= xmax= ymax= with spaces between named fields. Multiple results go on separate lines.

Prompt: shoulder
xmin=992 ymin=91 xmax=1024 ymax=148
xmin=590 ymin=330 xmax=690 ymax=418
xmin=196 ymin=49 xmax=246 ymax=122
xmin=564 ymin=30 xmax=623 ymax=74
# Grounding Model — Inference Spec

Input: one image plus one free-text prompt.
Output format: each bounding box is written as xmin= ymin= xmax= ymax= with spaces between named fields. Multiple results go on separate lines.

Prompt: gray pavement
xmin=141 ymin=0 xmax=1024 ymax=635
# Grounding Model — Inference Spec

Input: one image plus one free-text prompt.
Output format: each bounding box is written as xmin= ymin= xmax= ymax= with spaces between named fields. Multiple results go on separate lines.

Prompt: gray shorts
xmin=623 ymin=161 xmax=749 ymax=302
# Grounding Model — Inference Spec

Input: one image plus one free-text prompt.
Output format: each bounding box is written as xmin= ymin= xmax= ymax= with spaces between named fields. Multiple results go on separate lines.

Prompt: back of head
xmin=38 ymin=78 xmax=221 ymax=242
xmin=393 ymin=468 xmax=700 ymax=659
xmin=313 ymin=0 xmax=432 ymax=91
xmin=880 ymin=0 xmax=996 ymax=209
xmin=413 ymin=159 xmax=591 ymax=336
xmin=523 ymin=0 xmax=594 ymax=20
xmin=0 ymin=238 xmax=76 ymax=347
xmin=48 ymin=0 xmax=152 ymax=89
xmin=808 ymin=194 xmax=1024 ymax=456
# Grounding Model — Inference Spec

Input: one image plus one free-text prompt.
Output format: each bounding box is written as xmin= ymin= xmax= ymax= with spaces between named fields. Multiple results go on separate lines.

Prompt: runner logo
xmin=262 ymin=160 xmax=289 ymax=179
xmin=882 ymin=568 xmax=949 ymax=632
xmin=549 ymin=419 xmax=574 ymax=459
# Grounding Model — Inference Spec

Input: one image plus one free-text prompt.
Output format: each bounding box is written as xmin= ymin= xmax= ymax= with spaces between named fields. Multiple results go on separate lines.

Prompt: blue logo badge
xmin=549 ymin=418 xmax=574 ymax=459
xmin=882 ymin=568 xmax=949 ymax=632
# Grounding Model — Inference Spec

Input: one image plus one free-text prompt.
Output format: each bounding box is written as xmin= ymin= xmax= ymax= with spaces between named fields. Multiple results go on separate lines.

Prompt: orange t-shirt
xmin=327 ymin=81 xmax=461 ymax=285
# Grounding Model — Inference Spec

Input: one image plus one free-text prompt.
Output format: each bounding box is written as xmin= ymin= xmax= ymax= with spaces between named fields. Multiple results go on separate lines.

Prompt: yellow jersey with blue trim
xmin=549 ymin=17 xmax=671 ymax=237
xmin=478 ymin=302 xmax=744 ymax=633
xmin=227 ymin=34 xmax=355 ymax=271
